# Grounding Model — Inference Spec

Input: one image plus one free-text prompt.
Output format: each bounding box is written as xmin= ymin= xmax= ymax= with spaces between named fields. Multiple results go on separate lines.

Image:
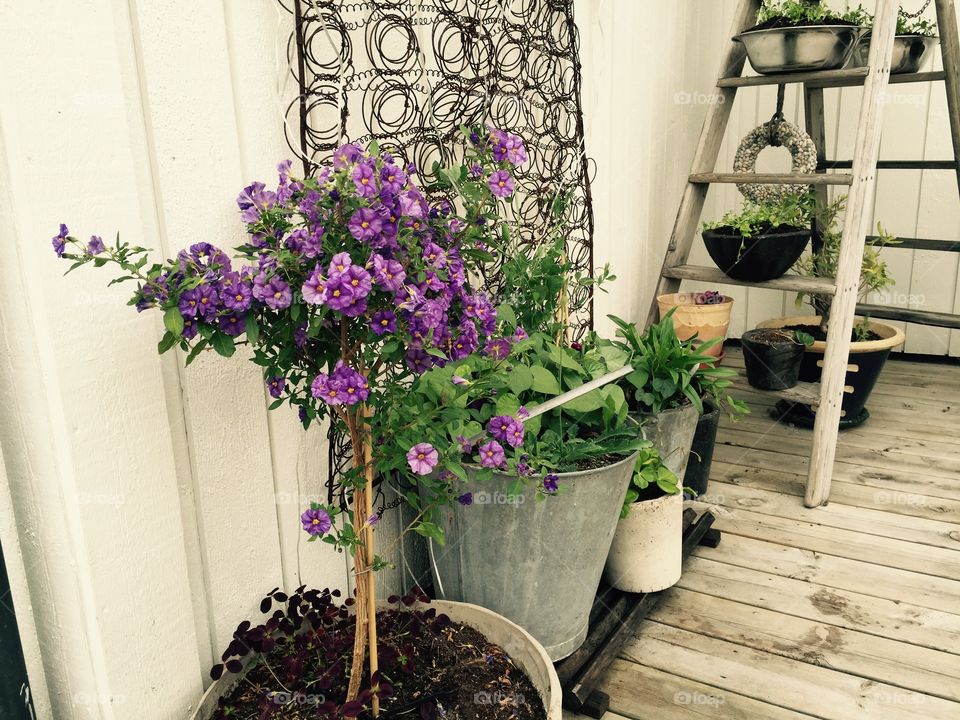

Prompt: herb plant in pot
xmin=52 ymin=130 xmax=568 ymax=718
xmin=604 ymin=444 xmax=682 ymax=593
xmin=736 ymin=0 xmax=869 ymax=74
xmin=851 ymin=7 xmax=939 ymax=74
xmin=656 ymin=290 xmax=734 ymax=360
xmin=702 ymin=191 xmax=814 ymax=282
xmin=765 ymin=196 xmax=906 ymax=427
xmin=742 ymin=328 xmax=815 ymax=390
xmin=401 ymin=328 xmax=643 ymax=661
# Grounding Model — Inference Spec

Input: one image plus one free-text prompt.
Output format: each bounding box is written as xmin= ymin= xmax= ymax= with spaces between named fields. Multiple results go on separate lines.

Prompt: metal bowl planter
xmin=188 ymin=600 xmax=563 ymax=720
xmin=758 ymin=315 xmax=906 ymax=428
xmin=656 ymin=292 xmax=734 ymax=360
xmin=427 ymin=452 xmax=637 ymax=661
xmin=735 ymin=25 xmax=865 ymax=74
xmin=702 ymin=225 xmax=811 ymax=282
xmin=850 ymin=34 xmax=939 ymax=74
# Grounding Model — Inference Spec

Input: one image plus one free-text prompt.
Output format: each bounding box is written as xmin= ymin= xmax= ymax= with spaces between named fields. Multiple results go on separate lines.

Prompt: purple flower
xmin=179 ymin=285 xmax=218 ymax=320
xmin=267 ymin=376 xmax=286 ymax=398
xmin=450 ymin=321 xmax=479 ymax=360
xmin=543 ymin=474 xmax=559 ymax=494
xmin=478 ymin=440 xmax=506 ymax=469
xmin=456 ymin=435 xmax=474 ymax=454
xmin=217 ymin=313 xmax=246 ymax=337
xmin=504 ymin=133 xmax=528 ymax=165
xmin=328 ymin=252 xmax=352 ymax=276
xmin=406 ymin=348 xmax=433 ymax=374
xmin=220 ymin=273 xmax=252 ymax=312
xmin=513 ymin=326 xmax=528 ymax=342
xmin=323 ymin=275 xmax=355 ymax=312
xmin=348 ymin=207 xmax=383 ymax=242
xmin=451 ymin=375 xmax=468 ymax=386
xmin=371 ymin=309 xmax=397 ymax=336
xmin=51 ymin=224 xmax=68 ymax=257
xmin=311 ymin=372 xmax=345 ymax=404
xmin=301 ymin=507 xmax=332 ymax=536
xmin=489 ymin=170 xmax=515 ymax=198
xmin=399 ymin=189 xmax=427 ymax=219
xmin=302 ymin=268 xmax=328 ymax=306
xmin=344 ymin=265 xmax=372 ymax=298
xmin=406 ymin=443 xmax=439 ymax=475
xmin=379 ymin=163 xmax=406 ymax=195
xmin=256 ymin=275 xmax=292 ymax=310
xmin=311 ymin=363 xmax=368 ymax=405
xmin=182 ymin=315 xmax=198 ymax=340
xmin=333 ymin=142 xmax=362 ymax=169
xmin=368 ymin=513 xmax=380 ymax=526
xmin=517 ymin=406 xmax=530 ymax=420
xmin=458 ymin=493 xmax=473 ymax=506
xmin=468 ymin=163 xmax=483 ymax=179
xmin=236 ymin=182 xmax=277 ymax=224
xmin=86 ymin=235 xmax=106 ymax=255
xmin=484 ymin=338 xmax=511 ymax=360
xmin=372 ymin=254 xmax=406 ymax=292
xmin=487 ymin=415 xmax=524 ymax=448
xmin=352 ymin=161 xmax=378 ymax=198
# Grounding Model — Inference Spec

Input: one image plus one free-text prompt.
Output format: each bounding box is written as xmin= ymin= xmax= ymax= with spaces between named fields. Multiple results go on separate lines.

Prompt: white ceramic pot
xmin=188 ymin=599 xmax=562 ymax=720
xmin=603 ymin=492 xmax=683 ymax=593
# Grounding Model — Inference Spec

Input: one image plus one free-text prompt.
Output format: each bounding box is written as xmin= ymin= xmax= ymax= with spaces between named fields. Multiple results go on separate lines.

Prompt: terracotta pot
xmin=657 ymin=292 xmax=734 ymax=358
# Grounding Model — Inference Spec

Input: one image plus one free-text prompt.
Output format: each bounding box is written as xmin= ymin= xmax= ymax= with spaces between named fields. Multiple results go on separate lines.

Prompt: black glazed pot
xmin=683 ymin=399 xmax=720 ymax=497
xmin=741 ymin=329 xmax=805 ymax=390
xmin=702 ymin=225 xmax=810 ymax=282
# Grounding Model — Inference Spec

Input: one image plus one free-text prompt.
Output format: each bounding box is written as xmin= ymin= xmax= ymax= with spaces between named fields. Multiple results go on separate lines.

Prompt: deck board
xmin=605 ymin=350 xmax=960 ymax=718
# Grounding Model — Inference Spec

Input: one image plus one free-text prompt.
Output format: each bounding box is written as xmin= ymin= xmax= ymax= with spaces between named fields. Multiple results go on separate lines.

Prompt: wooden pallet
xmin=554 ymin=509 xmax=720 ymax=718
xmin=647 ymin=0 xmax=960 ymax=508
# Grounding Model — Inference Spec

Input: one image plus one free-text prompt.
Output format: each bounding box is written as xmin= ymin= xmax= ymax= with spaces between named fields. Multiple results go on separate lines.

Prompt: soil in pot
xmin=783 ymin=323 xmax=882 ymax=342
xmin=210 ymin=591 xmax=547 ymax=720
xmin=742 ymin=328 xmax=806 ymax=390
xmin=702 ymin=225 xmax=810 ymax=282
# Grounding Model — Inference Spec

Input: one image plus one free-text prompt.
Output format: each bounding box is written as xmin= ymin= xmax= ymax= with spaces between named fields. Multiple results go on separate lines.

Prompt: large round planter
xmin=702 ymin=226 xmax=810 ymax=282
xmin=735 ymin=24 xmax=864 ymax=74
xmin=636 ymin=404 xmax=699 ymax=480
xmin=657 ymin=292 xmax=734 ymax=359
xmin=851 ymin=34 xmax=939 ymax=74
xmin=683 ymin=399 xmax=720 ymax=497
xmin=758 ymin=315 xmax=906 ymax=425
xmin=428 ymin=452 xmax=637 ymax=661
xmin=188 ymin=599 xmax=563 ymax=720
xmin=603 ymin=491 xmax=683 ymax=593
xmin=742 ymin=328 xmax=806 ymax=390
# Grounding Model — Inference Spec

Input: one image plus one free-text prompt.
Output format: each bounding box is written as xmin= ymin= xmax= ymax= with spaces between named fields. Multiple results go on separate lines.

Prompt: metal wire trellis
xmin=279 ymin=0 xmax=596 ymax=512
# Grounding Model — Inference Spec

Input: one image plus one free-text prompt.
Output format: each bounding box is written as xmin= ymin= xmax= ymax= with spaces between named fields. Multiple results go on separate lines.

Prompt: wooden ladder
xmin=647 ymin=0 xmax=960 ymax=507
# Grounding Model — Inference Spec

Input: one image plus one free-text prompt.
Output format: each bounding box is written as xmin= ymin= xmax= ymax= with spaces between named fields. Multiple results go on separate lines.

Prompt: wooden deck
xmin=587 ymin=349 xmax=960 ymax=720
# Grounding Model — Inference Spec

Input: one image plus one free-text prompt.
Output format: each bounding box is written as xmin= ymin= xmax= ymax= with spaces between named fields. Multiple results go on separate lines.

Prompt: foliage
xmin=791 ymin=195 xmax=899 ymax=329
xmin=702 ymin=191 xmax=815 ymax=239
xmin=755 ymin=1 xmax=872 ymax=25
xmin=620 ymin=443 xmax=679 ymax=517
xmin=896 ymin=9 xmax=937 ymax=36
xmin=210 ymin=587 xmax=456 ymax=719
xmin=756 ymin=328 xmax=816 ymax=346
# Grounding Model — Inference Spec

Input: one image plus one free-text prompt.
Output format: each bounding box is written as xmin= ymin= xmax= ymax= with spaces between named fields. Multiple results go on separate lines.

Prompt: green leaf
xmin=531 ymin=366 xmax=561 ymax=394
xmin=245 ymin=314 xmax=259 ymax=346
xmin=507 ymin=365 xmax=533 ymax=395
xmin=185 ymin=339 xmax=208 ymax=366
xmin=163 ymin=307 xmax=184 ymax=337
xmin=210 ymin=332 xmax=236 ymax=358
xmin=562 ymin=388 xmax=604 ymax=413
xmin=157 ymin=331 xmax=178 ymax=354
xmin=496 ymin=303 xmax=517 ymax=328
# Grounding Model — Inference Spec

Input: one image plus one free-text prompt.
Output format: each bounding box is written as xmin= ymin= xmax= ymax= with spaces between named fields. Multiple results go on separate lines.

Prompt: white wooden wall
xmin=0 ymin=2 xmax=955 ymax=719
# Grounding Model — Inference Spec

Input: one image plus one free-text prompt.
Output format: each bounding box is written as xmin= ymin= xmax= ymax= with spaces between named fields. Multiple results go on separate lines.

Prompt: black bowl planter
xmin=741 ymin=328 xmax=806 ymax=391
xmin=758 ymin=316 xmax=906 ymax=429
xmin=702 ymin=225 xmax=810 ymax=282
xmin=683 ymin=398 xmax=721 ymax=497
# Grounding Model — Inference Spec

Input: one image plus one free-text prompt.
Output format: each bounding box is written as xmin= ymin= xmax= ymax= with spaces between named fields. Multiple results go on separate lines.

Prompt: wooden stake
xmin=344 ymin=409 xmax=369 ymax=702
xmin=362 ymin=406 xmax=380 ymax=717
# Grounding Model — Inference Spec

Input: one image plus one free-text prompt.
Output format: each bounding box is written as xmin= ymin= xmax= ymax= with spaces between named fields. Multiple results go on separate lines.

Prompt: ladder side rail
xmin=805 ymin=0 xmax=900 ymax=507
xmin=935 ymin=0 xmax=960 ymax=192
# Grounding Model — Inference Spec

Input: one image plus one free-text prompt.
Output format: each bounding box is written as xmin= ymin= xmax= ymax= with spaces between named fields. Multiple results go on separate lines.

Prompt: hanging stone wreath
xmin=733 ymin=120 xmax=818 ymax=205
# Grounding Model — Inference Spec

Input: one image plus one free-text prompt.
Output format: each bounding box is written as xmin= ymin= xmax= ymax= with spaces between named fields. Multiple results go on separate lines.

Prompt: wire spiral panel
xmin=282 ymin=0 xmax=595 ymax=510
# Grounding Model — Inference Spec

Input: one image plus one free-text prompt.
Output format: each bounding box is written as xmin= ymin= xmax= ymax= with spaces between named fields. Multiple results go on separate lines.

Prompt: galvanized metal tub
xmin=735 ymin=25 xmax=865 ymax=74
xmin=850 ymin=34 xmax=938 ymax=74
xmin=427 ymin=451 xmax=638 ymax=661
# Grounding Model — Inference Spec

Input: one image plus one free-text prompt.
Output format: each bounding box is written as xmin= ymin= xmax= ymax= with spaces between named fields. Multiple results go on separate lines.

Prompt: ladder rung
xmin=729 ymin=368 xmax=821 ymax=405
xmin=856 ymin=304 xmax=960 ymax=330
xmin=823 ymin=160 xmax=957 ymax=170
xmin=718 ymin=67 xmax=868 ymax=88
xmin=689 ymin=172 xmax=853 ymax=185
xmin=866 ymin=235 xmax=960 ymax=252
xmin=806 ymin=70 xmax=946 ymax=88
xmin=663 ymin=265 xmax=837 ymax=295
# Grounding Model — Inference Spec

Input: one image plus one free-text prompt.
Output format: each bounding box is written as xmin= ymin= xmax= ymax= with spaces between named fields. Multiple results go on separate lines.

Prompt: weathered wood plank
xmin=620 ymin=623 xmax=960 ymax=719
xmin=693 ymin=532 xmax=960 ymax=614
xmin=649 ymin=588 xmax=960 ymax=702
xmin=676 ymin=557 xmax=960 ymax=654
